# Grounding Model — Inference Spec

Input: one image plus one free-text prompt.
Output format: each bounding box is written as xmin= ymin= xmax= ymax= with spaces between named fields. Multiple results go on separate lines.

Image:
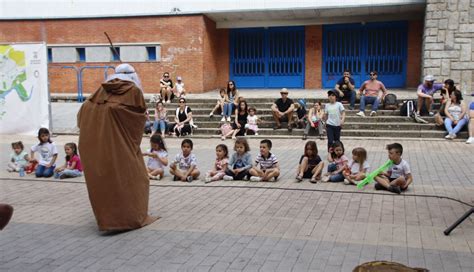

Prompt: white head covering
xmin=106 ymin=63 xmax=142 ymax=90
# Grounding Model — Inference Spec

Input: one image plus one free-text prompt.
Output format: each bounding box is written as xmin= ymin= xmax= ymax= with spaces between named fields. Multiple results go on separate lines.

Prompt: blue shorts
xmin=470 ymin=102 xmax=474 ymax=110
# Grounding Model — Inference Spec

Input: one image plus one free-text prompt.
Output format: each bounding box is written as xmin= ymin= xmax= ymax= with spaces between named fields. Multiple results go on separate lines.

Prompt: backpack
xmin=400 ymin=100 xmax=429 ymax=116
xmin=384 ymin=94 xmax=398 ymax=110
xmin=220 ymin=123 xmax=233 ymax=136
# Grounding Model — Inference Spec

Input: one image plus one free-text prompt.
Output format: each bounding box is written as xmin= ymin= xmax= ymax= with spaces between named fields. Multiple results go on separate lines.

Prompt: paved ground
xmin=0 ymin=134 xmax=473 ymax=271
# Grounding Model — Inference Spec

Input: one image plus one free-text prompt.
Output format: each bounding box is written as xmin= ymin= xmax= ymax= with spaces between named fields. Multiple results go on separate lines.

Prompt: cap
xmin=280 ymin=88 xmax=289 ymax=94
xmin=327 ymin=89 xmax=339 ymax=97
xmin=176 ymin=76 xmax=182 ymax=81
xmin=424 ymin=75 xmax=435 ymax=82
xmin=297 ymin=99 xmax=306 ymax=108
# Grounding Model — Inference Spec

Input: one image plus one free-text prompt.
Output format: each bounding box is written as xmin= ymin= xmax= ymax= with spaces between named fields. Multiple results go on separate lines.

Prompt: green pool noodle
xmin=357 ymin=160 xmax=393 ymax=189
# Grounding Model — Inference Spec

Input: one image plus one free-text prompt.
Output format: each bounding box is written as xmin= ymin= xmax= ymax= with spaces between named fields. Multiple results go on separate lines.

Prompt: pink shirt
xmin=334 ymin=155 xmax=349 ymax=170
xmin=67 ymin=155 xmax=83 ymax=171
xmin=361 ymin=80 xmax=386 ymax=97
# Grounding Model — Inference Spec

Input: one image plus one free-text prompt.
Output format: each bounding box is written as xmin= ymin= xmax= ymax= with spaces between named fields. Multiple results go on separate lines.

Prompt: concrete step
xmin=180 ymin=115 xmax=436 ymax=123
xmin=191 ymin=127 xmax=468 ymax=138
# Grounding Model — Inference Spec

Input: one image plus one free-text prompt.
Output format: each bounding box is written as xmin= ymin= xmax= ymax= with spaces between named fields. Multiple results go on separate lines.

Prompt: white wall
xmin=0 ymin=0 xmax=425 ymax=19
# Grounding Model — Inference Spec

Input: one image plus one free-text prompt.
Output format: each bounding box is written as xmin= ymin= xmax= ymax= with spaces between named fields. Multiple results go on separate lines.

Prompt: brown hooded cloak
xmin=77 ymin=79 xmax=157 ymax=231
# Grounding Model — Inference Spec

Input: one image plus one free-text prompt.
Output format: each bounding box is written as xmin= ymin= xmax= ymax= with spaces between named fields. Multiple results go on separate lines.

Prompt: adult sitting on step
xmin=160 ymin=72 xmax=174 ymax=104
xmin=271 ymin=88 xmax=295 ymax=132
xmin=334 ymin=69 xmax=356 ymax=110
xmin=356 ymin=71 xmax=388 ymax=117
xmin=434 ymin=79 xmax=458 ymax=126
xmin=227 ymin=80 xmax=240 ymax=120
xmin=416 ymin=75 xmax=443 ymax=116
xmin=169 ymin=97 xmax=193 ymax=137
xmin=444 ymin=90 xmax=468 ymax=140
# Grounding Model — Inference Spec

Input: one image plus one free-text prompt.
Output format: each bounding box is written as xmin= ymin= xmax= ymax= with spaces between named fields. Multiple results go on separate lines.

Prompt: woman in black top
xmin=160 ymin=72 xmax=174 ymax=103
xmin=230 ymin=99 xmax=248 ymax=139
xmin=169 ymin=98 xmax=193 ymax=137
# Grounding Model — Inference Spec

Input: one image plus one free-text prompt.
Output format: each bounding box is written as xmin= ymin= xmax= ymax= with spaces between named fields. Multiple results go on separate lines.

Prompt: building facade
xmin=1 ymin=0 xmax=469 ymax=94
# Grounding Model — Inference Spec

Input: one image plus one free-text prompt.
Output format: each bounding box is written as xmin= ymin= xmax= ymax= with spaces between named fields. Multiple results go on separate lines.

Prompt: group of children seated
xmin=143 ymin=133 xmax=412 ymax=194
xmin=8 ymin=128 xmax=83 ymax=179
xmin=9 ymin=128 xmax=412 ymax=195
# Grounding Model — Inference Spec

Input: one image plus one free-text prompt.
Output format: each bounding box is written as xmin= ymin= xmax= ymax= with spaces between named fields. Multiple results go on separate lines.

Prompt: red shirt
xmin=67 ymin=155 xmax=83 ymax=171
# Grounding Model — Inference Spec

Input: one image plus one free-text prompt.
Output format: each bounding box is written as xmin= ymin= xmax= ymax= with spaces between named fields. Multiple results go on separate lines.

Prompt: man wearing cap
xmin=78 ymin=64 xmax=158 ymax=231
xmin=334 ymin=69 xmax=356 ymax=110
xmin=271 ymin=88 xmax=295 ymax=131
xmin=417 ymin=75 xmax=443 ymax=116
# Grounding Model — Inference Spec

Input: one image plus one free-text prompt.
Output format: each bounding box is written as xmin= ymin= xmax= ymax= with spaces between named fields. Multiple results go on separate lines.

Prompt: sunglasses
xmin=370 ymin=73 xmax=377 ymax=76
xmin=164 ymin=75 xmax=169 ymax=78
xmin=179 ymin=101 xmax=185 ymax=103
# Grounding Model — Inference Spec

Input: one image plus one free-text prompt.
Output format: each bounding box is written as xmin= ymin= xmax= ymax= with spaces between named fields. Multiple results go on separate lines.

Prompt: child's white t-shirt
xmin=147 ymin=150 xmax=168 ymax=170
xmin=31 ymin=142 xmax=58 ymax=166
xmin=349 ymin=160 xmax=370 ymax=174
xmin=388 ymin=159 xmax=411 ymax=179
xmin=176 ymin=82 xmax=185 ymax=93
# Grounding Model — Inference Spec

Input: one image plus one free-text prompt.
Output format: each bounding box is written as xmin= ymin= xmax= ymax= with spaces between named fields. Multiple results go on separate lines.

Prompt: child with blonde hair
xmin=343 ymin=147 xmax=370 ymax=185
xmin=223 ymin=138 xmax=252 ymax=181
xmin=7 ymin=141 xmax=29 ymax=173
xmin=143 ymin=134 xmax=168 ymax=180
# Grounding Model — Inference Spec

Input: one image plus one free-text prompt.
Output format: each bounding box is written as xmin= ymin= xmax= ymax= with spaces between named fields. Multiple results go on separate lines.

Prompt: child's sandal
xmin=295 ymin=175 xmax=303 ymax=182
xmin=310 ymin=177 xmax=318 ymax=183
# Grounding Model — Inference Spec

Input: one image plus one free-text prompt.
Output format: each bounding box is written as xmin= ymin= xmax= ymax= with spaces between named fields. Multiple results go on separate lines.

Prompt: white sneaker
xmin=226 ymin=117 xmax=231 ymax=122
xmin=466 ymin=137 xmax=474 ymax=144
xmin=250 ymin=176 xmax=262 ymax=182
xmin=255 ymin=132 xmax=259 ymax=136
xmin=221 ymin=117 xmax=226 ymax=122
xmin=322 ymin=176 xmax=330 ymax=182
xmin=205 ymin=177 xmax=212 ymax=183
xmin=356 ymin=111 xmax=365 ymax=117
xmin=370 ymin=111 xmax=376 ymax=116
xmin=429 ymin=111 xmax=435 ymax=116
xmin=209 ymin=112 xmax=214 ymax=118
xmin=445 ymin=134 xmax=452 ymax=139
xmin=451 ymin=134 xmax=457 ymax=139
xmin=343 ymin=179 xmax=351 ymax=185
xmin=223 ymin=175 xmax=234 ymax=181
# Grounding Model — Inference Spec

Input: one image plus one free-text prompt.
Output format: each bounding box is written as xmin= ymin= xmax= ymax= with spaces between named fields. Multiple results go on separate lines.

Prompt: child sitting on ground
xmin=322 ymin=141 xmax=348 ymax=182
xmin=7 ymin=141 xmax=30 ymax=173
xmin=143 ymin=134 xmax=168 ymax=180
xmin=54 ymin=143 xmax=83 ymax=179
xmin=343 ymin=147 xmax=369 ymax=185
xmin=245 ymin=107 xmax=261 ymax=136
xmin=223 ymin=138 xmax=252 ymax=181
xmin=30 ymin=128 xmax=58 ymax=178
xmin=205 ymin=144 xmax=229 ymax=183
xmin=374 ymin=143 xmax=413 ymax=194
xmin=248 ymin=139 xmax=280 ymax=182
xmin=170 ymin=139 xmax=200 ymax=182
xmin=296 ymin=141 xmax=324 ymax=183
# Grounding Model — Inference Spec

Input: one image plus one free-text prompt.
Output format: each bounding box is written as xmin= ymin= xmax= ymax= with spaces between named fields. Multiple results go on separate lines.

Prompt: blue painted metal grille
xmin=230 ymin=27 xmax=305 ymax=88
xmin=323 ymin=21 xmax=407 ymax=88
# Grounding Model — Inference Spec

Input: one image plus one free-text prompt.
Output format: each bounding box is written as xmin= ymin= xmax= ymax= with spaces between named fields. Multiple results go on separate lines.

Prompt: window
xmin=76 ymin=48 xmax=86 ymax=62
xmin=146 ymin=47 xmax=156 ymax=61
xmin=47 ymin=48 xmax=53 ymax=63
xmin=111 ymin=47 xmax=121 ymax=61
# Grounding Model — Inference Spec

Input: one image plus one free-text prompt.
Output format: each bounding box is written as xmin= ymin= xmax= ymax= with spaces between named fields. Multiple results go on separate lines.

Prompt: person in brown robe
xmin=0 ymin=204 xmax=13 ymax=230
xmin=77 ymin=64 xmax=157 ymax=231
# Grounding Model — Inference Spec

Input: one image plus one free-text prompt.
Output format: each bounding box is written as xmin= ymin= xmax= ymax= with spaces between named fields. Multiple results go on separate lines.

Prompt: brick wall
xmin=407 ymin=20 xmax=423 ymax=88
xmin=0 ymin=15 xmax=221 ymax=94
xmin=423 ymin=0 xmax=474 ymax=92
xmin=305 ymin=25 xmax=322 ymax=89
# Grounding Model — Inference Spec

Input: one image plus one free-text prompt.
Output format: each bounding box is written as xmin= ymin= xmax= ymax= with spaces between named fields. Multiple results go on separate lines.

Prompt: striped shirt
xmin=255 ymin=152 xmax=278 ymax=170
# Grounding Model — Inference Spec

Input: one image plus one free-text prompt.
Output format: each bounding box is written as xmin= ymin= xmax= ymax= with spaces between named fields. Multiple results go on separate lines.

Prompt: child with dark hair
xmin=343 ymin=147 xmax=370 ymax=185
xmin=223 ymin=138 xmax=252 ymax=181
xmin=143 ymin=134 xmax=168 ymax=180
xmin=7 ymin=141 xmax=29 ymax=173
xmin=30 ymin=128 xmax=58 ymax=178
xmin=374 ymin=143 xmax=413 ymax=194
xmin=324 ymin=90 xmax=345 ymax=150
xmin=322 ymin=141 xmax=348 ymax=182
xmin=248 ymin=139 xmax=280 ymax=182
xmin=296 ymin=141 xmax=324 ymax=183
xmin=205 ymin=144 xmax=229 ymax=183
xmin=54 ymin=143 xmax=83 ymax=179
xmin=170 ymin=139 xmax=200 ymax=182
xmin=245 ymin=107 xmax=261 ymax=135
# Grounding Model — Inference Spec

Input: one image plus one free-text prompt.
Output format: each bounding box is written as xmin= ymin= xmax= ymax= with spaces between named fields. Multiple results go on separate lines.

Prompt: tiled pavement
xmin=0 ymin=135 xmax=473 ymax=271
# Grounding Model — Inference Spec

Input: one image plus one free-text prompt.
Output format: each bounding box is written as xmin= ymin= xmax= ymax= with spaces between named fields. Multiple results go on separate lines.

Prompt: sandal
xmin=310 ymin=176 xmax=318 ymax=183
xmin=295 ymin=175 xmax=303 ymax=182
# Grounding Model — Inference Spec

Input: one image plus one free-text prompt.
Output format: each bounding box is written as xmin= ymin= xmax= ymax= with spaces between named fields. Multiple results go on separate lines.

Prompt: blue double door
xmin=322 ymin=21 xmax=408 ymax=88
xmin=230 ymin=26 xmax=305 ymax=88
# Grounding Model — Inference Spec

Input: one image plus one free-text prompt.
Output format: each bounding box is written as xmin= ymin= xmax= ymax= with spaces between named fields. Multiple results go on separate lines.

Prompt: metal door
xmin=230 ymin=26 xmax=305 ymax=88
xmin=322 ymin=21 xmax=407 ymax=88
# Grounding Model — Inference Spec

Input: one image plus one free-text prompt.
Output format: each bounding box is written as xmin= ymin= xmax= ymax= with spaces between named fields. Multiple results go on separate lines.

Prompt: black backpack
xmin=384 ymin=94 xmax=398 ymax=110
xmin=400 ymin=100 xmax=428 ymax=116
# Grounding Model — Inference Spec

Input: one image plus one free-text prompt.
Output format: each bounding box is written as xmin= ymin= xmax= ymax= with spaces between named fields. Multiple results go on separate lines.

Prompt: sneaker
xmin=349 ymin=106 xmax=354 ymax=110
xmin=370 ymin=111 xmax=376 ymax=117
xmin=226 ymin=117 xmax=231 ymax=122
xmin=255 ymin=132 xmax=258 ymax=136
xmin=223 ymin=175 xmax=234 ymax=181
xmin=429 ymin=111 xmax=435 ymax=116
xmin=302 ymin=134 xmax=307 ymax=140
xmin=166 ymin=100 xmax=171 ymax=104
xmin=221 ymin=116 xmax=226 ymax=122
xmin=321 ymin=176 xmax=330 ymax=182
xmin=6 ymin=168 xmax=13 ymax=173
xmin=155 ymin=175 xmax=161 ymax=180
xmin=415 ymin=111 xmax=420 ymax=117
xmin=287 ymin=126 xmax=293 ymax=132
xmin=210 ymin=112 xmax=214 ymax=118
xmin=186 ymin=176 xmax=193 ymax=183
xmin=205 ymin=177 xmax=212 ymax=183
xmin=466 ymin=137 xmax=474 ymax=144
xmin=356 ymin=111 xmax=365 ymax=117
xmin=450 ymin=134 xmax=457 ymax=139
xmin=343 ymin=179 xmax=351 ymax=185
xmin=250 ymin=176 xmax=262 ymax=182
xmin=388 ymin=185 xmax=401 ymax=194
xmin=445 ymin=134 xmax=452 ymax=139
xmin=374 ymin=183 xmax=385 ymax=190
